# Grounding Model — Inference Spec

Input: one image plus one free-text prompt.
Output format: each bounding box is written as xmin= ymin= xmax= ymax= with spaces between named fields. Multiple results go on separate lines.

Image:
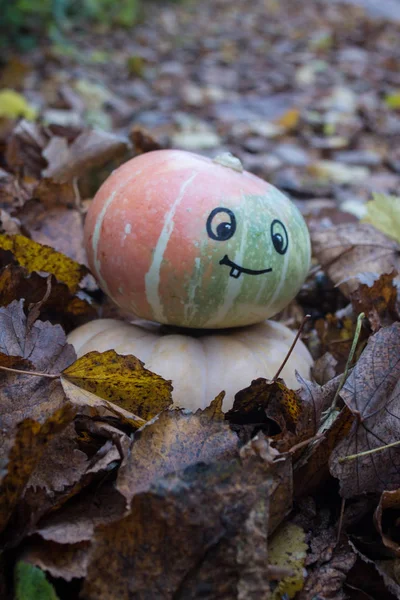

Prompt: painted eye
xmin=271 ymin=219 xmax=288 ymax=255
xmin=206 ymin=207 xmax=237 ymax=241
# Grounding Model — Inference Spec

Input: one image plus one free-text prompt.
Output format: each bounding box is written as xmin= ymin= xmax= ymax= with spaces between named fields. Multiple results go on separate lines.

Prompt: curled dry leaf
xmin=0 ymin=234 xmax=87 ymax=293
xmin=116 ymin=395 xmax=238 ymax=504
xmin=61 ymin=349 xmax=173 ymax=423
xmin=330 ymin=323 xmax=400 ymax=497
xmin=374 ymin=489 xmax=400 ymax=557
xmin=42 ymin=129 xmax=130 ymax=183
xmin=311 ymin=223 xmax=400 ymax=296
xmin=350 ymin=271 xmax=400 ymax=332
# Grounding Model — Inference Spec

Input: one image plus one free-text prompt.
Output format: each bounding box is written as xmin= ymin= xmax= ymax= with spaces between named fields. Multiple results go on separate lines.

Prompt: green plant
xmin=0 ymin=0 xmax=141 ymax=53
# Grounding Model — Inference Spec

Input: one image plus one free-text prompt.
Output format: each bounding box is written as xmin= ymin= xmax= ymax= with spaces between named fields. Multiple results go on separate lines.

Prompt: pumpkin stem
xmin=272 ymin=314 xmax=311 ymax=382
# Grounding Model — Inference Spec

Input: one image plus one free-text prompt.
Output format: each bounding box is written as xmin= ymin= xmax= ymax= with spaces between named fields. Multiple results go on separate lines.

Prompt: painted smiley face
xmin=206 ymin=207 xmax=288 ymax=279
xmin=85 ymin=149 xmax=311 ymax=328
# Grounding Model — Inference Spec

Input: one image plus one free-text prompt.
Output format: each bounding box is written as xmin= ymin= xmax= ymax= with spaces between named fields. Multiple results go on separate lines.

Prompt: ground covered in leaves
xmin=1 ymin=0 xmax=400 ymax=598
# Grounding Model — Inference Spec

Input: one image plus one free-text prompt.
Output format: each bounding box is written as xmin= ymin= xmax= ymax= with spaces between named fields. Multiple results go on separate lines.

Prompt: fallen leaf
xmin=0 ymin=403 xmax=75 ymax=534
xmin=83 ymin=443 xmax=276 ymax=600
xmin=385 ymin=92 xmax=400 ymax=110
xmin=362 ymin=193 xmax=400 ymax=244
xmin=62 ymin=349 xmax=173 ymax=422
xmin=18 ymin=200 xmax=87 ymax=265
xmin=374 ymin=489 xmax=400 ymax=557
xmin=28 ymin=423 xmax=89 ymax=493
xmin=314 ymin=313 xmax=367 ymax=373
xmin=330 ymin=323 xmax=400 ymax=497
xmin=14 ymin=561 xmax=59 ymax=600
xmin=269 ymin=522 xmax=307 ymax=599
xmin=5 ymin=120 xmax=47 ymax=178
xmin=34 ymin=483 xmax=126 ymax=545
xmin=22 ymin=541 xmax=90 ymax=581
xmin=116 ymin=396 xmax=238 ymax=504
xmin=130 ymin=126 xmax=164 ymax=154
xmin=0 ymin=265 xmax=97 ymax=332
xmin=42 ymin=129 xmax=130 ymax=183
xmin=311 ymin=352 xmax=338 ymax=385
xmin=311 ymin=223 xmax=400 ymax=295
xmin=0 ymin=234 xmax=87 ymax=293
xmin=0 ymin=90 xmax=37 ymax=120
xmin=350 ymin=271 xmax=400 ymax=332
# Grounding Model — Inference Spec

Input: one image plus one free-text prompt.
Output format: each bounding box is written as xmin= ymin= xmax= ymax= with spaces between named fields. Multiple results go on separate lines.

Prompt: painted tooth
xmin=230 ymin=267 xmax=241 ymax=278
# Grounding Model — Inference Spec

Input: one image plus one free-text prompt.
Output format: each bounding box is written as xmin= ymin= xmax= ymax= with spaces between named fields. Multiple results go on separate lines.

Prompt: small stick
xmin=339 ymin=439 xmax=400 ymax=463
xmin=272 ymin=314 xmax=311 ymax=381
xmin=0 ymin=365 xmax=59 ymax=379
xmin=288 ymin=431 xmax=325 ymax=455
xmin=336 ymin=497 xmax=346 ymax=545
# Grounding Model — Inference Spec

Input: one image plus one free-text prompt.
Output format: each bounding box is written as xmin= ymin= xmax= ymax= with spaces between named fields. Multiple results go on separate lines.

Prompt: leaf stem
xmin=339 ymin=439 xmax=400 ymax=463
xmin=0 ymin=365 xmax=59 ymax=379
xmin=322 ymin=312 xmax=365 ymax=427
xmin=273 ymin=314 xmax=311 ymax=381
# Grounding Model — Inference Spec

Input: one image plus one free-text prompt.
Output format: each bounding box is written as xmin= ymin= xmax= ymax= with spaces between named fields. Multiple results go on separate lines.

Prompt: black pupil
xmin=217 ymin=223 xmax=232 ymax=239
xmin=273 ymin=233 xmax=284 ymax=250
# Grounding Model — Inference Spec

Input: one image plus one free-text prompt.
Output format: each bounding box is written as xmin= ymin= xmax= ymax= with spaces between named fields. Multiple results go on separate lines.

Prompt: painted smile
xmin=219 ymin=255 xmax=273 ymax=279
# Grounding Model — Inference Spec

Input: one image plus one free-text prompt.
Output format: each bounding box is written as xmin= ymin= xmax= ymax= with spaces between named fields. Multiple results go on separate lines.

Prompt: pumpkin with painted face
xmin=84 ymin=150 xmax=311 ymax=328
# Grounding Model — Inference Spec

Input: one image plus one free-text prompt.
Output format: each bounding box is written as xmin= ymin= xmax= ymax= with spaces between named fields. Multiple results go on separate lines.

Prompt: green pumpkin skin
xmin=85 ymin=150 xmax=311 ymax=328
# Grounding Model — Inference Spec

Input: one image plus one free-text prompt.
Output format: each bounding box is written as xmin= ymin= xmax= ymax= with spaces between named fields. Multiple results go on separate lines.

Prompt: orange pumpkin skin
xmin=85 ymin=150 xmax=310 ymax=328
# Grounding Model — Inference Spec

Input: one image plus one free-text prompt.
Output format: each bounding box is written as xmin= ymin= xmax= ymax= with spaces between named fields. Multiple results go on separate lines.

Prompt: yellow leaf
xmin=362 ymin=193 xmax=400 ymax=244
xmin=276 ymin=109 xmax=300 ymax=130
xmin=385 ymin=92 xmax=400 ymax=110
xmin=0 ymin=234 xmax=86 ymax=293
xmin=62 ymin=350 xmax=173 ymax=422
xmin=269 ymin=522 xmax=308 ymax=599
xmin=0 ymin=89 xmax=37 ymax=120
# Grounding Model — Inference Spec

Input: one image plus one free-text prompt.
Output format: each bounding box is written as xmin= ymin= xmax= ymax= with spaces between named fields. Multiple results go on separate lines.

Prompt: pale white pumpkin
xmin=68 ymin=319 xmax=313 ymax=412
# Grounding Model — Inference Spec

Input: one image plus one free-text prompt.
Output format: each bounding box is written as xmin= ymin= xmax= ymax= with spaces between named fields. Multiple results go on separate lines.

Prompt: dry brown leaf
xmin=311 ymin=352 xmax=338 ymax=385
xmin=0 ymin=300 xmax=76 ymax=427
xmin=83 ymin=441 xmax=277 ymax=600
xmin=311 ymin=223 xmax=400 ymax=296
xmin=330 ymin=323 xmax=400 ymax=497
xmin=28 ymin=423 xmax=89 ymax=493
xmin=350 ymin=271 xmax=400 ymax=332
xmin=116 ymin=396 xmax=238 ymax=504
xmin=0 ymin=403 xmax=75 ymax=534
xmin=34 ymin=483 xmax=126 ymax=545
xmin=22 ymin=540 xmax=90 ymax=581
xmin=18 ymin=200 xmax=87 ymax=265
xmin=62 ymin=349 xmax=173 ymax=422
xmin=314 ymin=313 xmax=367 ymax=374
xmin=0 ymin=265 xmax=97 ymax=332
xmin=374 ymin=489 xmax=400 ymax=557
xmin=42 ymin=129 xmax=130 ymax=183
xmin=5 ymin=120 xmax=48 ymax=178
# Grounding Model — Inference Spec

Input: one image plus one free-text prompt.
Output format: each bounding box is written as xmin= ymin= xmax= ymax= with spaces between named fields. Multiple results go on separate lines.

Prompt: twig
xmin=336 ymin=497 xmax=346 ymax=545
xmin=0 ymin=365 xmax=59 ymax=379
xmin=288 ymin=432 xmax=325 ymax=455
xmin=339 ymin=439 xmax=400 ymax=463
xmin=322 ymin=311 xmax=365 ymax=426
xmin=273 ymin=314 xmax=311 ymax=381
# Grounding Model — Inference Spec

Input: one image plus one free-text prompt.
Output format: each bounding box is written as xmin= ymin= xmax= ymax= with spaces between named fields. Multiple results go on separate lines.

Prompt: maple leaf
xmin=330 ymin=323 xmax=400 ymax=497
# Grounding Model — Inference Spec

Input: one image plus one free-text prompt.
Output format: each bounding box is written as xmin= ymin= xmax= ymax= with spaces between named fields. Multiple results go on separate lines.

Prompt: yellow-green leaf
xmin=385 ymin=92 xmax=400 ymax=110
xmin=269 ymin=521 xmax=308 ymax=599
xmin=0 ymin=89 xmax=37 ymax=120
xmin=14 ymin=562 xmax=59 ymax=600
xmin=0 ymin=234 xmax=86 ymax=293
xmin=362 ymin=193 xmax=400 ymax=244
xmin=62 ymin=350 xmax=173 ymax=422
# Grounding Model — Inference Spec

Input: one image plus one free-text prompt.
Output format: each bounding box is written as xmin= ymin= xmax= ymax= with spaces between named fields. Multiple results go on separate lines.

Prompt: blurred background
xmin=1 ymin=0 xmax=399 ymax=223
